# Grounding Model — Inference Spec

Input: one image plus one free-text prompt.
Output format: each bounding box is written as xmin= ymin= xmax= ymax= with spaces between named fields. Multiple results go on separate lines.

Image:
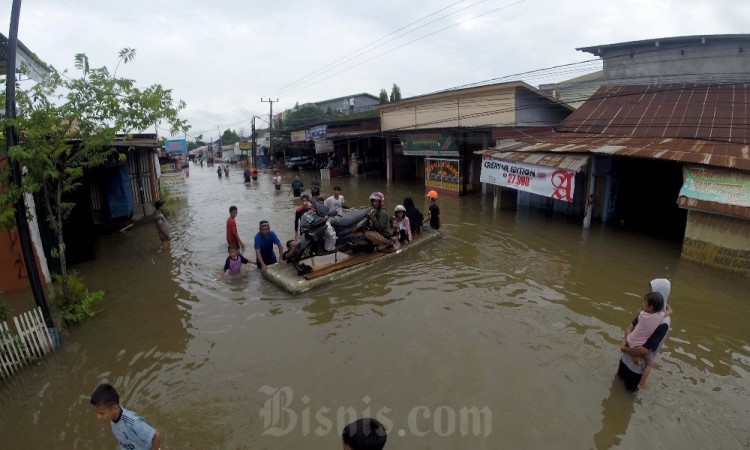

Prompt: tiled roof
xmin=558 ymin=84 xmax=750 ymax=145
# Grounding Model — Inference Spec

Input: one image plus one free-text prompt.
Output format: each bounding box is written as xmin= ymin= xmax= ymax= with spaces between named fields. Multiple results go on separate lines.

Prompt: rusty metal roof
xmin=484 ymin=151 xmax=590 ymax=172
xmin=677 ymin=197 xmax=750 ymax=220
xmin=558 ymin=84 xmax=750 ymax=145
xmin=479 ymin=134 xmax=750 ymax=171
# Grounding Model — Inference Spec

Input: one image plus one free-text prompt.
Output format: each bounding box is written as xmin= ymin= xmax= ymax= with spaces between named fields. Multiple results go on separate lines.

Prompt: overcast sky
xmin=3 ymin=0 xmax=748 ymax=140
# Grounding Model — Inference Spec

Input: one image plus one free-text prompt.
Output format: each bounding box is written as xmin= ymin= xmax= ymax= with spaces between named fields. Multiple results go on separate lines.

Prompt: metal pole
xmin=261 ymin=98 xmax=279 ymax=167
xmin=251 ymin=116 xmax=257 ymax=168
xmin=5 ymin=0 xmax=54 ymax=327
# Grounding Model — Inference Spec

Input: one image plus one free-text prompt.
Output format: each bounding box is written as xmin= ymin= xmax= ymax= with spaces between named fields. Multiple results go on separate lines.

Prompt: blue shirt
xmin=254 ymin=231 xmax=281 ymax=264
xmin=110 ymin=406 xmax=156 ymax=450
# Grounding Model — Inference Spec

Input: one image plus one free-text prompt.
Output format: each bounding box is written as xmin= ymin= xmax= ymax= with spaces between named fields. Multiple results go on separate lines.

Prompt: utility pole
xmin=261 ymin=98 xmax=279 ymax=166
xmin=216 ymin=125 xmax=221 ymax=159
xmin=5 ymin=0 xmax=55 ymax=328
xmin=251 ymin=116 xmax=257 ymax=169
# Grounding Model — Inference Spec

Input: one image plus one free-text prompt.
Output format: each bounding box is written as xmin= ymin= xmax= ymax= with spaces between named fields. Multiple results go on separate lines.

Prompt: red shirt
xmin=226 ymin=217 xmax=239 ymax=245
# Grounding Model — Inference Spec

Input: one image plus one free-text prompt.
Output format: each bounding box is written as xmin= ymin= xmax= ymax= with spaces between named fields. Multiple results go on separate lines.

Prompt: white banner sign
xmin=315 ymin=139 xmax=334 ymax=154
xmin=480 ymin=158 xmax=576 ymax=202
xmin=160 ymin=172 xmax=188 ymax=198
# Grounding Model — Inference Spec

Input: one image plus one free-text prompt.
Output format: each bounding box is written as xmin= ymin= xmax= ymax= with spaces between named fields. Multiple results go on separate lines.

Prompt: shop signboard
xmin=291 ymin=130 xmax=307 ymax=143
xmin=315 ymin=139 xmax=334 ymax=154
xmin=480 ymin=158 xmax=576 ymax=202
xmin=425 ymin=158 xmax=462 ymax=192
xmin=402 ymin=132 xmax=459 ymax=157
xmin=679 ymin=166 xmax=750 ymax=207
xmin=165 ymin=139 xmax=187 ymax=155
xmin=239 ymin=141 xmax=253 ymax=150
xmin=306 ymin=125 xmax=327 ymax=141
xmin=160 ymin=172 xmax=188 ymax=198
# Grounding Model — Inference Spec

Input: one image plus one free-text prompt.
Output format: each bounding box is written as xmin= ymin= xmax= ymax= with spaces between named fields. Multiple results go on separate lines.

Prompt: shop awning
xmin=477 ymin=135 xmax=750 ymax=171
xmin=482 ymin=151 xmax=590 ymax=172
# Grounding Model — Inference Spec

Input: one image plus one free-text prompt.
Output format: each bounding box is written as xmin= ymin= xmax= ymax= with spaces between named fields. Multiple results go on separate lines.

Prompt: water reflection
xmin=0 ymin=166 xmax=748 ymax=448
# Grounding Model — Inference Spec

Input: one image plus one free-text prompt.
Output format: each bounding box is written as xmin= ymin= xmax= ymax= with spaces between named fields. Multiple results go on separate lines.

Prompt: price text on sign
xmin=480 ymin=159 xmax=576 ymax=202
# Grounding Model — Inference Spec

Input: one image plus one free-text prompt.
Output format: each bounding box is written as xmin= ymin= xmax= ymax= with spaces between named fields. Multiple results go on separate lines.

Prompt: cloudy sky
xmin=3 ymin=0 xmax=748 ymax=140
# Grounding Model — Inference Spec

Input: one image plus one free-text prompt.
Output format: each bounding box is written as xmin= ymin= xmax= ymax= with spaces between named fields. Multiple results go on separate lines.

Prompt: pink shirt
xmin=626 ymin=310 xmax=666 ymax=348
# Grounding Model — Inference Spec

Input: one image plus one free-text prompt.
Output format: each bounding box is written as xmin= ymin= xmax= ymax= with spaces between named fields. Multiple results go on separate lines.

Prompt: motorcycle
xmin=289 ymin=203 xmax=373 ymax=273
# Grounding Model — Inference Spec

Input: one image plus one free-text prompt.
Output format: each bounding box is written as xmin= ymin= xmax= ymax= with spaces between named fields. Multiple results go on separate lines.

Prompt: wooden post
xmin=582 ymin=158 xmax=596 ymax=229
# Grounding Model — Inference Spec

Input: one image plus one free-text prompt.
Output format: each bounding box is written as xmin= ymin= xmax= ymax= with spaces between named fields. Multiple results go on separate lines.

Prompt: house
xmin=0 ymin=34 xmax=52 ymax=292
xmin=479 ymin=35 xmax=750 ymax=277
xmin=314 ymin=93 xmax=380 ymax=115
xmin=378 ymin=81 xmax=573 ymax=195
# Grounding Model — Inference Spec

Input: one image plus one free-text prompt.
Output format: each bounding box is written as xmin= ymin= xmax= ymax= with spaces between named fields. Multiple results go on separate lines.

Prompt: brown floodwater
xmin=1 ymin=165 xmax=748 ymax=449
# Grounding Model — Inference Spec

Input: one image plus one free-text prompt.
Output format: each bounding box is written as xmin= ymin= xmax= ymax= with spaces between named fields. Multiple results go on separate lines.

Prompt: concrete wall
xmin=316 ymin=95 xmax=380 ymax=114
xmin=514 ymin=88 xmax=573 ymax=126
xmin=381 ymin=91 xmax=516 ymax=131
xmin=601 ymin=39 xmax=750 ymax=84
xmin=681 ymin=210 xmax=750 ymax=277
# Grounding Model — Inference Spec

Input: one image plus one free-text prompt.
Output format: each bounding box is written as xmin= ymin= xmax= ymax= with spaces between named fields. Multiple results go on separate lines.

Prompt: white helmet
xmin=394 ymin=205 xmax=406 ymax=213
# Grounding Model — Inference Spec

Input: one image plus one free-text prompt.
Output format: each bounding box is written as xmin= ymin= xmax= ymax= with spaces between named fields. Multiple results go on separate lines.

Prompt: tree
xmin=283 ymin=103 xmax=325 ymax=129
xmin=390 ymin=83 xmax=402 ymax=102
xmin=187 ymin=134 xmax=205 ymax=151
xmin=221 ymin=128 xmax=240 ymax=144
xmin=379 ymin=89 xmax=389 ymax=104
xmin=1 ymin=49 xmax=188 ymax=313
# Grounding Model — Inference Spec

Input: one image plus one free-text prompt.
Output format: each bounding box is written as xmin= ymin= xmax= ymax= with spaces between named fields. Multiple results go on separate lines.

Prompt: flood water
xmin=1 ymin=165 xmax=749 ymax=449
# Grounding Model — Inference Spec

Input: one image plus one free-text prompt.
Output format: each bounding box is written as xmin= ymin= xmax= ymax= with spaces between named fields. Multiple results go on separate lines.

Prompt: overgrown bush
xmin=0 ymin=298 xmax=13 ymax=322
xmin=52 ymin=271 xmax=104 ymax=324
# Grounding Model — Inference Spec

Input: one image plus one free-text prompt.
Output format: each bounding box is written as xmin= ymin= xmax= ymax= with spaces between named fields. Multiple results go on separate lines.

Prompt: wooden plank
xmin=26 ymin=309 xmax=47 ymax=356
xmin=1 ymin=322 xmax=21 ymax=374
xmin=0 ymin=325 xmax=15 ymax=377
xmin=12 ymin=315 xmax=31 ymax=362
xmin=33 ymin=308 xmax=54 ymax=352
xmin=304 ymin=250 xmax=391 ymax=280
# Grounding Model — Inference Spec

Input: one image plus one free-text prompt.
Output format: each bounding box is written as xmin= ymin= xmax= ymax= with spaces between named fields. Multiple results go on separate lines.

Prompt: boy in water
xmin=153 ymin=200 xmax=171 ymax=251
xmin=226 ymin=206 xmax=245 ymax=249
xmin=222 ymin=243 xmax=250 ymax=277
xmin=622 ymin=291 xmax=673 ymax=389
xmin=90 ymin=383 xmax=161 ymax=450
xmin=342 ymin=418 xmax=387 ymax=450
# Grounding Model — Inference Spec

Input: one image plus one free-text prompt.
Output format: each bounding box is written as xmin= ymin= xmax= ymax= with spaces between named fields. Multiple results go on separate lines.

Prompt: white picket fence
xmin=0 ymin=307 xmax=56 ymax=379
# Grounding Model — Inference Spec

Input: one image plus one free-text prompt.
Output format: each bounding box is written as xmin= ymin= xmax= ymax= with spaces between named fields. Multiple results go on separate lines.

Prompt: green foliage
xmin=159 ymin=185 xmax=175 ymax=217
xmin=379 ymin=89 xmax=389 ymax=104
xmin=281 ymin=103 xmax=325 ymax=130
xmin=221 ymin=128 xmax=240 ymax=144
xmin=1 ymin=49 xmax=189 ymax=301
xmin=0 ymin=297 xmax=13 ymax=322
xmin=390 ymin=83 xmax=402 ymax=102
xmin=52 ymin=271 xmax=103 ymax=324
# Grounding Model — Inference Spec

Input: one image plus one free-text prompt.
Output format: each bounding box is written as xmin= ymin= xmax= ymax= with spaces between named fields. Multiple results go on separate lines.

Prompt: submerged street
xmin=1 ymin=166 xmax=749 ymax=449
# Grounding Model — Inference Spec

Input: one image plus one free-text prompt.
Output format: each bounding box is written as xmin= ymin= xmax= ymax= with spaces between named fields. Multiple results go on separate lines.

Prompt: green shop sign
xmin=400 ymin=132 xmax=459 ymax=157
xmin=679 ymin=166 xmax=750 ymax=207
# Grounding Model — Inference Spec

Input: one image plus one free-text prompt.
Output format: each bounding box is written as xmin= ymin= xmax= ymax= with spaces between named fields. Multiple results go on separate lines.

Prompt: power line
xmin=270 ymin=0 xmax=473 ymax=96
xmin=272 ymin=0 xmax=501 ymax=98
xmin=278 ymin=0 xmax=529 ymax=99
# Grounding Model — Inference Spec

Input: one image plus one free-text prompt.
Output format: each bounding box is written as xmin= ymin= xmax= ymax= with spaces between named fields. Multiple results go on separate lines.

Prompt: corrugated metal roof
xmin=558 ymin=84 xmax=750 ymax=145
xmin=677 ymin=197 xmax=750 ymax=220
xmin=478 ymin=134 xmax=750 ymax=171
xmin=486 ymin=151 xmax=590 ymax=172
xmin=576 ymin=34 xmax=750 ymax=55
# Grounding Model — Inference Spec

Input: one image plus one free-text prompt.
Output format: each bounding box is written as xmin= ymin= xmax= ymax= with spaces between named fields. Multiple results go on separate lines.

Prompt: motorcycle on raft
xmin=288 ymin=203 xmax=375 ymax=275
